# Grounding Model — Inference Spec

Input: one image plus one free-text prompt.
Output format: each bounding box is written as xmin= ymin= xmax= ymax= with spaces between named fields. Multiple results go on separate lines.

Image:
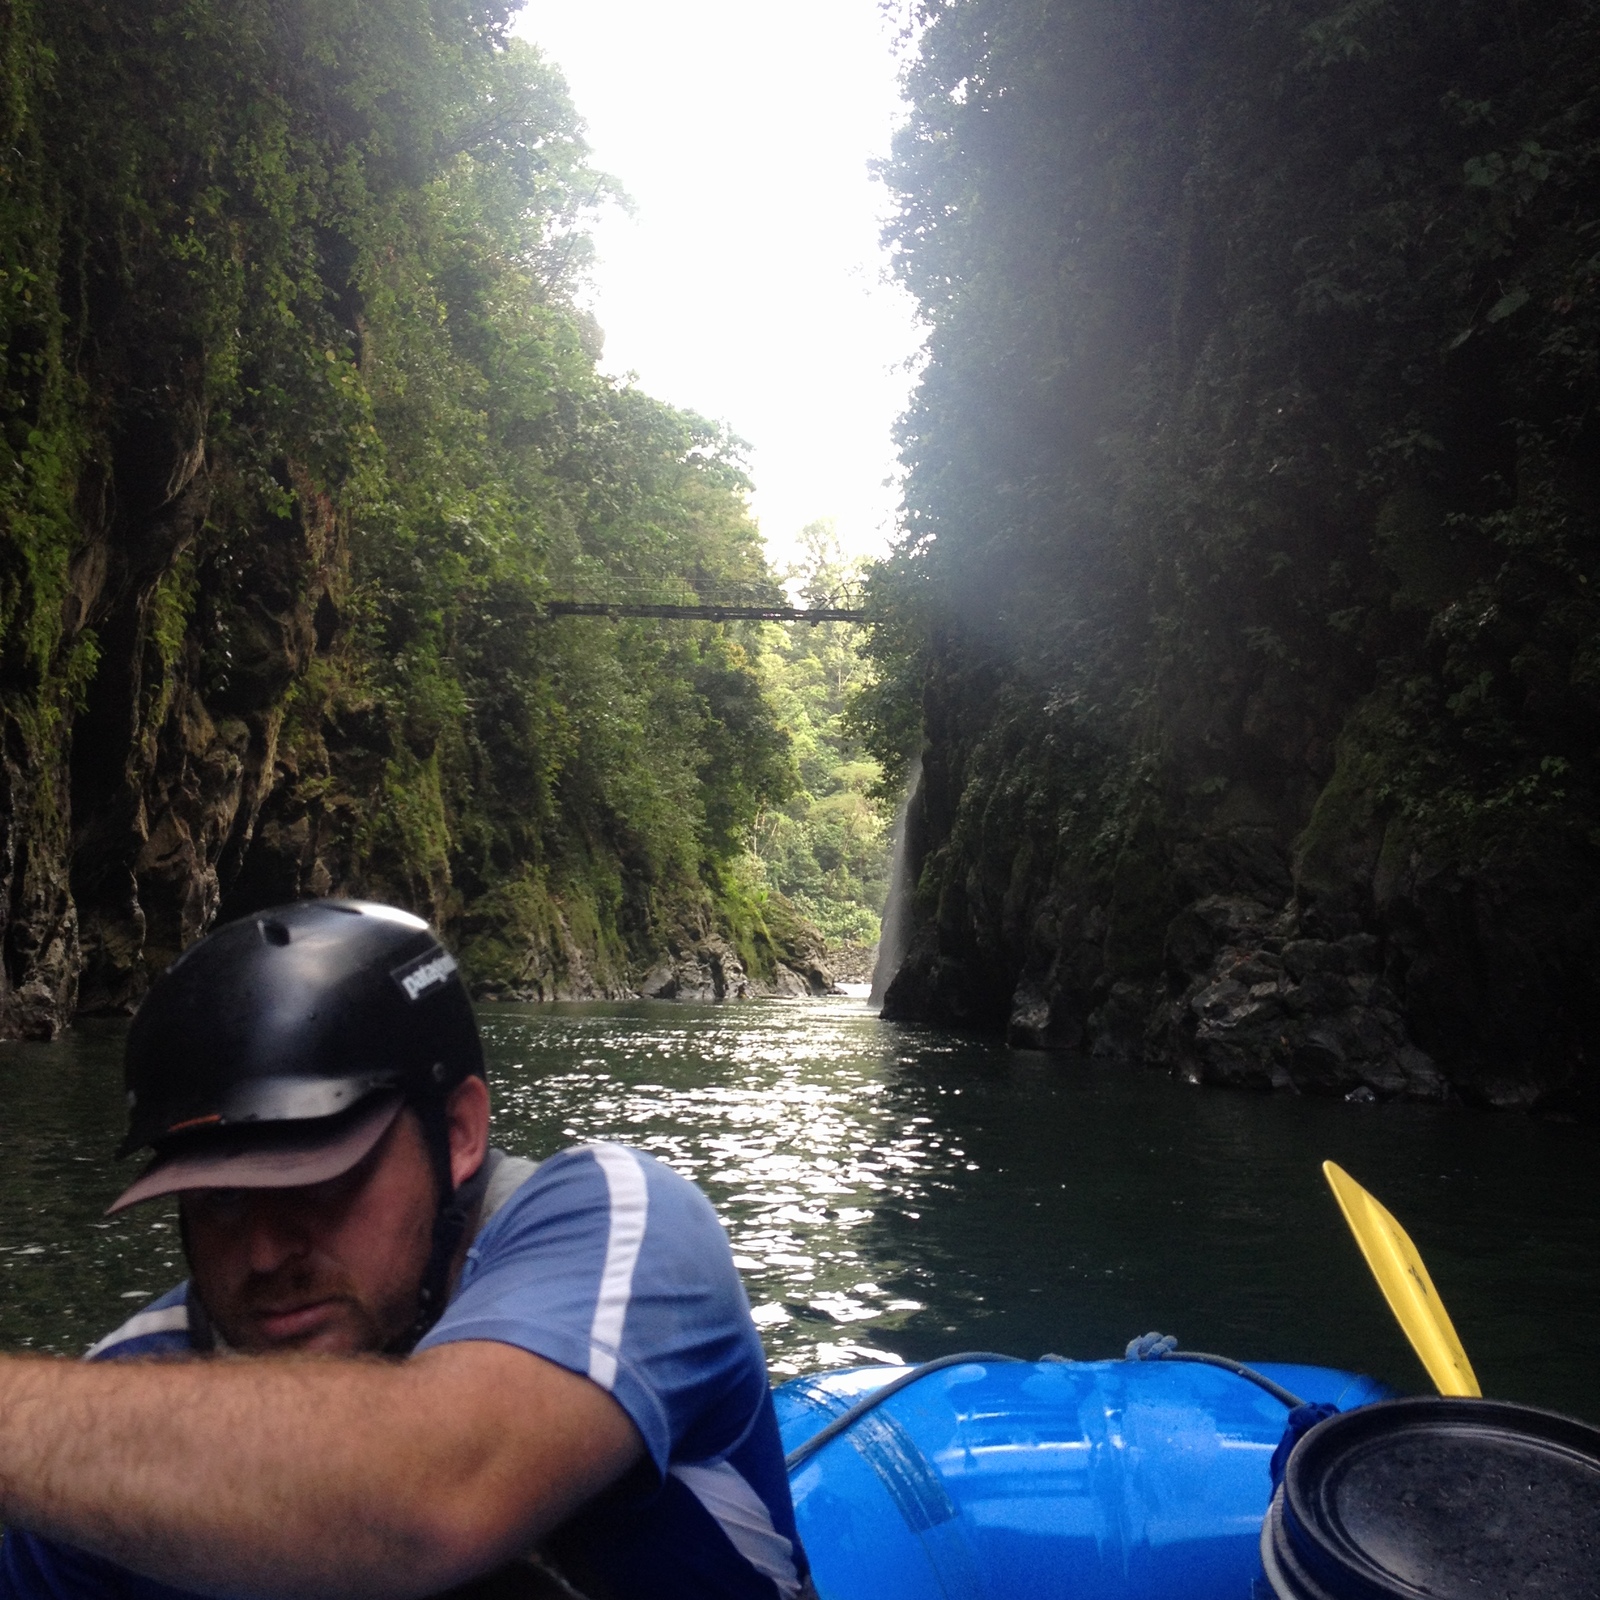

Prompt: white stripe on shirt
xmin=586 ymin=1143 xmax=649 ymax=1391
xmin=670 ymin=1460 xmax=801 ymax=1598
xmin=84 ymin=1303 xmax=189 ymax=1359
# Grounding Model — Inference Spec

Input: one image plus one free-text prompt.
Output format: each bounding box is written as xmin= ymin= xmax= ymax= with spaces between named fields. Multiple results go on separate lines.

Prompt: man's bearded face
xmin=180 ymin=1110 xmax=438 ymax=1355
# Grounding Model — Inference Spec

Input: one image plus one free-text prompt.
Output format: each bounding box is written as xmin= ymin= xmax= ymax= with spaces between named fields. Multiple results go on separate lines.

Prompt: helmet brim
xmin=107 ymin=1092 xmax=405 ymax=1214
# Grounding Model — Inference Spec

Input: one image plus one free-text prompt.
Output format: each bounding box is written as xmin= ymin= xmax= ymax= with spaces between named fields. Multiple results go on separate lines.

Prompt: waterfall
xmin=869 ymin=753 xmax=923 ymax=1008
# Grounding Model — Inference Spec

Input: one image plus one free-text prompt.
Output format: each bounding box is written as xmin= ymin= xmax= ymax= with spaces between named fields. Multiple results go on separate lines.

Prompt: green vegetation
xmin=867 ymin=0 xmax=1600 ymax=858
xmin=0 ymin=0 xmax=812 ymax=1011
xmin=856 ymin=0 xmax=1600 ymax=1094
xmin=748 ymin=522 xmax=890 ymax=964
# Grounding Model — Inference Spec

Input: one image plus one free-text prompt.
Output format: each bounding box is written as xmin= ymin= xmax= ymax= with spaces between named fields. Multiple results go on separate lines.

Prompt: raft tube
xmin=775 ymin=1356 xmax=1391 ymax=1600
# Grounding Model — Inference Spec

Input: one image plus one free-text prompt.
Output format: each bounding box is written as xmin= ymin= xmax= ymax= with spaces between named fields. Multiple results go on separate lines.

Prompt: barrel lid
xmin=1262 ymin=1396 xmax=1600 ymax=1599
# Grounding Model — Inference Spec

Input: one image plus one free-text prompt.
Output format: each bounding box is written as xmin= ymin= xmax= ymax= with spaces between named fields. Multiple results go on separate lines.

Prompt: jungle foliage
xmin=858 ymin=0 xmax=1600 ymax=1088
xmin=0 ymin=0 xmax=801 ymax=1002
xmin=870 ymin=0 xmax=1600 ymax=843
xmin=750 ymin=522 xmax=890 ymax=959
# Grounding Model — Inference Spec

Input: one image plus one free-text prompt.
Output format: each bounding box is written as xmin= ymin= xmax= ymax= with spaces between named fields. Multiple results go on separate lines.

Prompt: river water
xmin=1 ymin=999 xmax=1596 ymax=1419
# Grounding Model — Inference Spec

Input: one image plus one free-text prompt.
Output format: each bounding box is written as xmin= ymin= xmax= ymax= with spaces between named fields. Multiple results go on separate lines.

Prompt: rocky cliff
xmin=0 ymin=0 xmax=826 ymax=1037
xmin=867 ymin=0 xmax=1600 ymax=1114
xmin=883 ymin=643 xmax=1599 ymax=1113
xmin=2 ymin=446 xmax=828 ymax=1036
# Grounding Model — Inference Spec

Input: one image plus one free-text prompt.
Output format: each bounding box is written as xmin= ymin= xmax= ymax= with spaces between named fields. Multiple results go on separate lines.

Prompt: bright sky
xmin=513 ymin=0 xmax=923 ymax=573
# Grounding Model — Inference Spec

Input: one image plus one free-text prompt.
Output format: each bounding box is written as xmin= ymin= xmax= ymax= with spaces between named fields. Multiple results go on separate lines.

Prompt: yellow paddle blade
xmin=1322 ymin=1160 xmax=1481 ymax=1398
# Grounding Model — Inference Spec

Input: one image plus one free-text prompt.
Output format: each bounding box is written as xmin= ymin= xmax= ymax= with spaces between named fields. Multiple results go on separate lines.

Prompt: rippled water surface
xmin=1 ymin=1000 xmax=1598 ymax=1416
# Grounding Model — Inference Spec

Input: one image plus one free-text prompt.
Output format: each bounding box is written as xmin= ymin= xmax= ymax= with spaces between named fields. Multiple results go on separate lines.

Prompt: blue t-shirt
xmin=0 ymin=1144 xmax=806 ymax=1600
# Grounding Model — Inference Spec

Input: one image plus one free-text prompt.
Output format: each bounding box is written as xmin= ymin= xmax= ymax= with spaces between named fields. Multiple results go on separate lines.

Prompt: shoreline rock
xmin=879 ymin=682 xmax=1594 ymax=1112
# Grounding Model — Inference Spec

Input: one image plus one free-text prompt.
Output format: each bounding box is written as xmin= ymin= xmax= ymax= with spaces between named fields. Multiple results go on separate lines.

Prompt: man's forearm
xmin=0 ymin=1344 xmax=640 ymax=1600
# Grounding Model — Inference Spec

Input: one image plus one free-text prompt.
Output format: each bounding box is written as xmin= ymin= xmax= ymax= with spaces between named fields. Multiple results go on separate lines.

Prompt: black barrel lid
xmin=1261 ymin=1396 xmax=1600 ymax=1599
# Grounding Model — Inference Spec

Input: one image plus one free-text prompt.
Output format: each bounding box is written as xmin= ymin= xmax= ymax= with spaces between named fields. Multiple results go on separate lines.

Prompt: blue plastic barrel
xmin=775 ymin=1358 xmax=1390 ymax=1600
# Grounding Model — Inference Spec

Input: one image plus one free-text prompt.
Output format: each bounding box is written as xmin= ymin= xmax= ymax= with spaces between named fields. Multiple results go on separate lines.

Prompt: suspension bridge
xmin=545 ymin=600 xmax=866 ymax=623
xmin=539 ymin=580 xmax=866 ymax=624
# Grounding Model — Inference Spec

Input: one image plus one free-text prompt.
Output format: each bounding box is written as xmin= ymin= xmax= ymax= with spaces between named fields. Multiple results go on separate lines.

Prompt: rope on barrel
xmin=1125 ymin=1331 xmax=1307 ymax=1407
xmin=784 ymin=1334 xmax=1314 ymax=1475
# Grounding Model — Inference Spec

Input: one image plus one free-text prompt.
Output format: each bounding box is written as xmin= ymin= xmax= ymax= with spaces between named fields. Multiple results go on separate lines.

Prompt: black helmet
xmin=115 ymin=900 xmax=488 ymax=1349
xmin=120 ymin=898 xmax=483 ymax=1158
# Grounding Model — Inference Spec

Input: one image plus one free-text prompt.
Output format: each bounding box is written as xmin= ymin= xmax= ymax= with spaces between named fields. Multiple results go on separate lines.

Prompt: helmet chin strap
xmin=390 ymin=1090 xmax=491 ymax=1355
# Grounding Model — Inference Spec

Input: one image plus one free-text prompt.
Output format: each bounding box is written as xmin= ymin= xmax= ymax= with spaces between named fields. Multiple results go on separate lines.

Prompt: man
xmin=0 ymin=899 xmax=809 ymax=1600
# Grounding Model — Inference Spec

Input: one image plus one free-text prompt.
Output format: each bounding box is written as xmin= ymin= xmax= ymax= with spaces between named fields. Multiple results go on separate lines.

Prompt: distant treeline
xmin=861 ymin=0 xmax=1600 ymax=1107
xmin=0 ymin=0 xmax=806 ymax=1031
xmin=751 ymin=522 xmax=889 ymax=960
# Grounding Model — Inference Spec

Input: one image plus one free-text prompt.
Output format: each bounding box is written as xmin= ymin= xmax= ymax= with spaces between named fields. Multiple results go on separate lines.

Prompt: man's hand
xmin=0 ymin=1340 xmax=644 ymax=1600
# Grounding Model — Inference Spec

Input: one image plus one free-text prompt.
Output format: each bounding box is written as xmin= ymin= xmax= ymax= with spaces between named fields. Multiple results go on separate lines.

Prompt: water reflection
xmin=0 ymin=1020 xmax=185 ymax=1354
xmin=481 ymin=1002 xmax=947 ymax=1373
xmin=0 ymin=1000 xmax=1597 ymax=1420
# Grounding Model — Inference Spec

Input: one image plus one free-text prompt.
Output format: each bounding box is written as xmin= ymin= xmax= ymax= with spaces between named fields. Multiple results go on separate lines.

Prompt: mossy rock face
xmin=1292 ymin=702 xmax=1392 ymax=913
xmin=884 ymin=636 xmax=1600 ymax=1108
xmin=1102 ymin=812 xmax=1177 ymax=981
xmin=709 ymin=871 xmax=831 ymax=994
xmin=456 ymin=872 xmax=632 ymax=1003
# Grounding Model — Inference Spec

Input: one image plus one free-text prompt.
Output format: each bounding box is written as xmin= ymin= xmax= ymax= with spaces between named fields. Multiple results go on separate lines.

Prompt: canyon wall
xmin=870 ymin=0 xmax=1600 ymax=1112
xmin=0 ymin=0 xmax=824 ymax=1037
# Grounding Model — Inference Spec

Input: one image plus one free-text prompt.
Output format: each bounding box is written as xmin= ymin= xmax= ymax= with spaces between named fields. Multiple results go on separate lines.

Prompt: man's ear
xmin=445 ymin=1074 xmax=491 ymax=1189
